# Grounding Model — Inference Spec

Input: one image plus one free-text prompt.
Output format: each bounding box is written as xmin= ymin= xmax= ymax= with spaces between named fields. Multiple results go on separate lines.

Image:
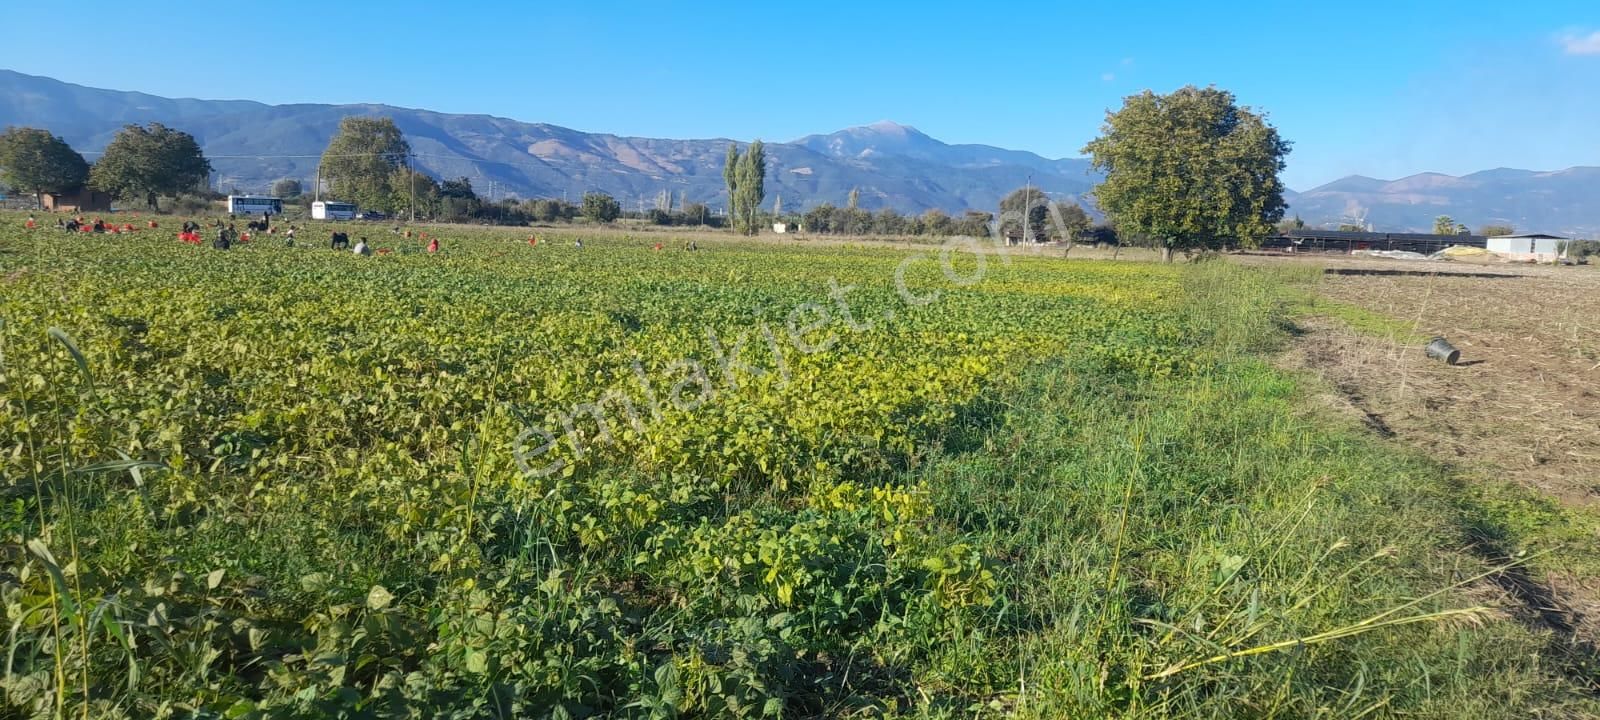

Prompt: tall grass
xmin=907 ymin=261 xmax=1597 ymax=717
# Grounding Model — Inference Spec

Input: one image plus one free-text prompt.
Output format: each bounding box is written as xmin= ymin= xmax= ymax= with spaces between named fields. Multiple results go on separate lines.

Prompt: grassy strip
xmin=904 ymin=262 xmax=1598 ymax=717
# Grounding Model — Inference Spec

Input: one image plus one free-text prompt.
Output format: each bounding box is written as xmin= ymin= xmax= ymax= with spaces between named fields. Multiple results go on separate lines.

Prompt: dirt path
xmin=1271 ymin=258 xmax=1600 ymax=653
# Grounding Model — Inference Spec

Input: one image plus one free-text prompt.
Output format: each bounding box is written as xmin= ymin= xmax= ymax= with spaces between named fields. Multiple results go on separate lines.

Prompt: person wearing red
xmin=427 ymin=237 xmax=439 ymax=253
xmin=25 ymin=216 xmax=36 ymax=229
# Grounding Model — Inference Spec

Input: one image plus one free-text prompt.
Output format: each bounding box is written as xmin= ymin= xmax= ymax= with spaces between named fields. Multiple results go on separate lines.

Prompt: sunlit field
xmin=2 ymin=215 xmax=1594 ymax=718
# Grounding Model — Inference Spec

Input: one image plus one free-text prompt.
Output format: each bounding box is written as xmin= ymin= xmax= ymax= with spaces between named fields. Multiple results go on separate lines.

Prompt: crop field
xmin=2 ymin=216 xmax=1598 ymax=718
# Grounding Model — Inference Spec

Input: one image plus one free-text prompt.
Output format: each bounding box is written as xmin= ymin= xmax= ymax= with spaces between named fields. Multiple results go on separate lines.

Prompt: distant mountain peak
xmin=860 ymin=120 xmax=922 ymax=134
xmin=0 ymin=70 xmax=1096 ymax=215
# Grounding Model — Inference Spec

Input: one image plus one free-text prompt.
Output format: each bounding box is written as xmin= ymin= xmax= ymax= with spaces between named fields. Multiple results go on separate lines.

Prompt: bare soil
xmin=1261 ymin=252 xmax=1600 ymax=648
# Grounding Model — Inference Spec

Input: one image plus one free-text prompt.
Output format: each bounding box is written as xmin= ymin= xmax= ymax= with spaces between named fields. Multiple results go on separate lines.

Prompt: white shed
xmin=1486 ymin=233 xmax=1566 ymax=262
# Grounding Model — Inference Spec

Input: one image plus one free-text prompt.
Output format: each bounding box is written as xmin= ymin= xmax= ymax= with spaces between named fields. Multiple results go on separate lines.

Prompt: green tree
xmin=1082 ymin=86 xmax=1290 ymax=261
xmin=321 ymin=116 xmax=410 ymax=212
xmin=1479 ymin=224 xmax=1514 ymax=237
xmin=847 ymin=188 xmax=861 ymax=210
xmin=999 ymin=187 xmax=1050 ymax=242
xmin=803 ymin=203 xmax=837 ymax=234
xmin=1432 ymin=216 xmax=1457 ymax=235
xmin=582 ymin=192 xmax=621 ymax=223
xmin=722 ymin=144 xmax=738 ymax=202
xmin=1050 ymin=201 xmax=1092 ymax=242
xmin=89 ymin=123 xmax=211 ymax=209
xmin=389 ymin=169 xmax=441 ymax=218
xmin=440 ymin=177 xmax=477 ymax=200
xmin=0 ymin=127 xmax=90 ymax=206
xmin=956 ymin=211 xmax=994 ymax=238
xmin=724 ymin=140 xmax=767 ymax=235
xmin=921 ymin=209 xmax=955 ymax=236
xmin=271 ymin=178 xmax=303 ymax=198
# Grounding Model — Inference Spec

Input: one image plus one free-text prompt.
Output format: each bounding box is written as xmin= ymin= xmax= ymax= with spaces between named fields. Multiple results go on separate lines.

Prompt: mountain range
xmin=2 ymin=69 xmax=1596 ymax=234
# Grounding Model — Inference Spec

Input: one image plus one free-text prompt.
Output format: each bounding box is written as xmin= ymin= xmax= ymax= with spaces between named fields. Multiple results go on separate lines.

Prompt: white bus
xmin=312 ymin=201 xmax=358 ymax=220
xmin=227 ymin=195 xmax=283 ymax=215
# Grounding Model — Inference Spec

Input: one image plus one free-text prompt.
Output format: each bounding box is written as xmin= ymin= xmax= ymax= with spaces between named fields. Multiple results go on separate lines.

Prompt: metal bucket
xmin=1424 ymin=336 xmax=1461 ymax=365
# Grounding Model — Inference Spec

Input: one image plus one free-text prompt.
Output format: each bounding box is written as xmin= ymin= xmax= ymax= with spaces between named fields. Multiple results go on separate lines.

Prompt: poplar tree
xmin=723 ymin=140 xmax=767 ymax=236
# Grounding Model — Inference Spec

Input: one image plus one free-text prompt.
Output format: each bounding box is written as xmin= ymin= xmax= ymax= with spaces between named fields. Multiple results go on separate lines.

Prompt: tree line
xmin=0 ymin=124 xmax=211 ymax=210
xmin=4 ymin=84 xmax=1303 ymax=259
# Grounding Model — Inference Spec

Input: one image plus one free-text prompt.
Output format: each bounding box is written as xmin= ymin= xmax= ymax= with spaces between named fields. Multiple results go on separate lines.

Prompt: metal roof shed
xmin=1486 ymin=233 xmax=1567 ymax=261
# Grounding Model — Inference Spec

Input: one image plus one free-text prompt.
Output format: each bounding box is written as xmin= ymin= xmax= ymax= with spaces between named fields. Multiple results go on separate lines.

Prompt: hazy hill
xmin=0 ymin=70 xmax=1094 ymax=214
xmin=1289 ymin=168 xmax=1600 ymax=235
xmin=4 ymin=69 xmax=1597 ymax=233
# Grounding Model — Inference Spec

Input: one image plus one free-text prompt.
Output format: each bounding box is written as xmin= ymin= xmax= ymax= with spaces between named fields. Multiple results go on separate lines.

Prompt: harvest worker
xmin=352 ymin=238 xmax=372 ymax=256
xmin=330 ymin=231 xmax=349 ymax=250
xmin=25 ymin=216 xmax=36 ymax=229
xmin=426 ymin=237 xmax=439 ymax=253
xmin=213 ymin=227 xmax=232 ymax=250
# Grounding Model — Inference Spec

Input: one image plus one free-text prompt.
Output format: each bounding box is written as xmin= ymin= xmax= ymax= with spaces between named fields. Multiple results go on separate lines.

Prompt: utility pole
xmin=1021 ymin=174 xmax=1033 ymax=244
xmin=408 ymin=153 xmax=416 ymax=224
xmin=315 ymin=163 xmax=322 ymax=202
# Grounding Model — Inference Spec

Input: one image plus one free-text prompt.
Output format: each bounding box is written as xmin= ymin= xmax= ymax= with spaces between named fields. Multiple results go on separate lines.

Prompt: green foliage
xmin=725 ymin=141 xmax=767 ymax=236
xmin=88 ymin=123 xmax=211 ymax=209
xmin=0 ymin=127 xmax=90 ymax=203
xmin=581 ymin=191 xmax=621 ymax=223
xmin=387 ymin=168 xmax=440 ymax=218
xmin=1083 ymin=85 xmax=1290 ymax=260
xmin=1050 ymin=201 xmax=1092 ymax=242
xmin=440 ymin=177 xmax=477 ymax=201
xmin=321 ymin=116 xmax=411 ymax=212
xmin=1479 ymin=223 xmax=1515 ymax=237
xmin=0 ymin=216 xmax=1594 ymax=717
xmin=1434 ymin=215 xmax=1457 ymax=235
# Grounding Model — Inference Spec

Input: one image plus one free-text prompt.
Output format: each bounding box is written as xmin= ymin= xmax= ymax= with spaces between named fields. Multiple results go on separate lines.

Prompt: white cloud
xmin=1559 ymin=30 xmax=1600 ymax=55
xmin=1101 ymin=72 xmax=1116 ymax=82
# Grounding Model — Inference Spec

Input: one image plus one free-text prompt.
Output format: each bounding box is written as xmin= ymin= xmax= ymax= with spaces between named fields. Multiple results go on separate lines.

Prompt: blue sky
xmin=3 ymin=0 xmax=1597 ymax=190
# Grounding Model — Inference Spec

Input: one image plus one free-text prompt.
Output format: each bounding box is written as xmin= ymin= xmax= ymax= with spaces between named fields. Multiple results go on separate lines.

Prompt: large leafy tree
xmin=998 ymin=187 xmax=1050 ymax=242
xmin=439 ymin=177 xmax=477 ymax=201
xmin=1050 ymin=201 xmax=1092 ymax=243
xmin=89 ymin=123 xmax=211 ymax=209
xmin=389 ymin=169 xmax=441 ymax=219
xmin=581 ymin=192 xmax=621 ymax=223
xmin=1083 ymin=86 xmax=1290 ymax=261
xmin=0 ymin=127 xmax=90 ymax=206
xmin=724 ymin=140 xmax=767 ymax=235
xmin=321 ymin=116 xmax=410 ymax=212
